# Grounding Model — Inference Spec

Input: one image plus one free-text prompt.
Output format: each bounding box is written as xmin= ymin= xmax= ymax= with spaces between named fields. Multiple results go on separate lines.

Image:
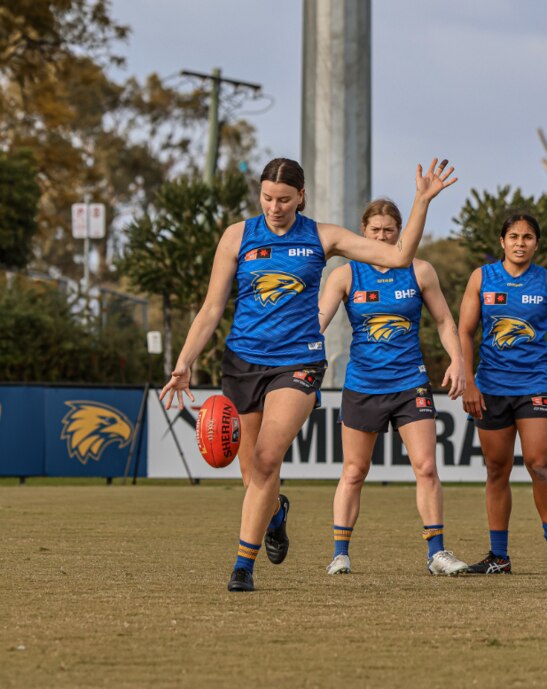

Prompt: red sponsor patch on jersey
xmin=354 ymin=290 xmax=380 ymax=303
xmin=416 ymin=397 xmax=432 ymax=408
xmin=245 ymin=247 xmax=272 ymax=261
xmin=484 ymin=292 xmax=507 ymax=305
xmin=531 ymin=396 xmax=547 ymax=406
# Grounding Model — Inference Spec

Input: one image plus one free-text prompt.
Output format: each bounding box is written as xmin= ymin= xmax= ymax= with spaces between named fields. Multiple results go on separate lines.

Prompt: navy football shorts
xmin=340 ymin=383 xmax=437 ymax=433
xmin=474 ymin=392 xmax=547 ymax=430
xmin=221 ymin=348 xmax=327 ymax=414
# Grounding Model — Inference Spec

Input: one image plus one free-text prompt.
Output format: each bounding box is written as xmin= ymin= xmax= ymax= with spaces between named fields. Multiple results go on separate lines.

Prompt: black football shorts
xmin=474 ymin=392 xmax=547 ymax=430
xmin=221 ymin=348 xmax=327 ymax=414
xmin=340 ymin=383 xmax=437 ymax=433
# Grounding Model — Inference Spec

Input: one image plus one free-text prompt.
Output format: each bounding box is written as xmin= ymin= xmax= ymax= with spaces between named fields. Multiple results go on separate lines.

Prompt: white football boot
xmin=427 ymin=550 xmax=468 ymax=576
xmin=326 ymin=554 xmax=352 ymax=575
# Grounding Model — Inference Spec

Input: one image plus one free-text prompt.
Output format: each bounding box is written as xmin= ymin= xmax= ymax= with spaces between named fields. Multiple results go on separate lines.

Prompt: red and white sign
xmin=71 ymin=203 xmax=106 ymax=239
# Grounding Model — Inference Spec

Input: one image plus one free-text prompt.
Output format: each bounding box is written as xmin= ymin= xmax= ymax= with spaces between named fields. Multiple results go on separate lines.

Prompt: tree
xmin=0 ymin=149 xmax=40 ymax=268
xmin=118 ymin=171 xmax=248 ymax=381
xmin=0 ymin=1 xmax=129 ymax=81
xmin=0 ymin=275 xmax=149 ymax=383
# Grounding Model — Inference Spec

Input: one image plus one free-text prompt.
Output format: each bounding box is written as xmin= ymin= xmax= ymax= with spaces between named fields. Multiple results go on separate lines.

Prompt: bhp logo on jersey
xmin=395 ymin=289 xmax=417 ymax=299
xmin=354 ymin=291 xmax=379 ymax=303
xmin=245 ymin=247 xmax=272 ymax=261
xmin=251 ymin=271 xmax=305 ymax=306
xmin=288 ymin=248 xmax=314 ymax=257
xmin=484 ymin=292 xmax=507 ymax=305
xmin=489 ymin=316 xmax=535 ymax=349
xmin=522 ymin=295 xmax=543 ymax=304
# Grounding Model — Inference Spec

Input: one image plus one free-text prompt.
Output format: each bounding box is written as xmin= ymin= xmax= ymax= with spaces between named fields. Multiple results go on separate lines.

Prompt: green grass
xmin=1 ymin=484 xmax=546 ymax=689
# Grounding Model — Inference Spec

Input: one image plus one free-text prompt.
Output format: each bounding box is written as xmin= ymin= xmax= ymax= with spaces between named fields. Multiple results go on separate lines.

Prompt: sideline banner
xmin=0 ymin=387 xmax=45 ymax=476
xmin=147 ymin=389 xmax=528 ymax=482
xmin=44 ymin=387 xmax=147 ymax=477
xmin=0 ymin=386 xmax=147 ymax=478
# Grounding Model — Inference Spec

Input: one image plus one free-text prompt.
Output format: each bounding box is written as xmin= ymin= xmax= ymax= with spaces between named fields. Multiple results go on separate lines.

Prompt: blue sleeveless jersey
xmin=475 ymin=261 xmax=546 ymax=395
xmin=343 ymin=261 xmax=428 ymax=393
xmin=225 ymin=213 xmax=326 ymax=366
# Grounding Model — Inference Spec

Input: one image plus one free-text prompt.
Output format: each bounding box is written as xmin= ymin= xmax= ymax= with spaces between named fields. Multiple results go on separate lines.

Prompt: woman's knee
xmin=525 ymin=456 xmax=547 ymax=483
xmin=413 ymin=460 xmax=439 ymax=484
xmin=252 ymin=446 xmax=283 ymax=480
xmin=485 ymin=458 xmax=512 ymax=483
xmin=341 ymin=461 xmax=368 ymax=488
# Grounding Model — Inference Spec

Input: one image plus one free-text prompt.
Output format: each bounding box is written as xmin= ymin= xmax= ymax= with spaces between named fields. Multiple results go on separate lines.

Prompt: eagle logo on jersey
xmin=251 ymin=271 xmax=305 ymax=306
xmin=361 ymin=314 xmax=412 ymax=342
xmin=489 ymin=316 xmax=536 ymax=349
xmin=61 ymin=401 xmax=133 ymax=465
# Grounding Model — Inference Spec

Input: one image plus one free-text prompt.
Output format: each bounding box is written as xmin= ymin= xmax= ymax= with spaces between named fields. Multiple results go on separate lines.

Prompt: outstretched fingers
xmin=435 ymin=159 xmax=457 ymax=188
xmin=159 ymin=378 xmax=195 ymax=411
xmin=440 ymin=166 xmax=458 ymax=188
xmin=426 ymin=158 xmax=439 ymax=176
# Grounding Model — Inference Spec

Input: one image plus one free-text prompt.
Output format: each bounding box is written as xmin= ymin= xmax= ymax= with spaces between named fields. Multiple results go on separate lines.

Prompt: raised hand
xmin=416 ymin=158 xmax=457 ymax=201
xmin=159 ymin=362 xmax=195 ymax=410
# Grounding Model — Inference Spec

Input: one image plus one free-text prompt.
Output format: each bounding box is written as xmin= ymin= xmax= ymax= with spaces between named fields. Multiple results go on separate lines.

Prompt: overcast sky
xmin=110 ymin=0 xmax=547 ymax=238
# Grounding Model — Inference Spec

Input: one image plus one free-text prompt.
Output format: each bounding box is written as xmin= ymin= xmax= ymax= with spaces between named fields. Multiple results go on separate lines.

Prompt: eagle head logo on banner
xmin=61 ymin=401 xmax=133 ymax=465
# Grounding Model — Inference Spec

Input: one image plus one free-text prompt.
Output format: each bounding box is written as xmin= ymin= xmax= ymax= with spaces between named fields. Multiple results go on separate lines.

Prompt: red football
xmin=195 ymin=395 xmax=241 ymax=468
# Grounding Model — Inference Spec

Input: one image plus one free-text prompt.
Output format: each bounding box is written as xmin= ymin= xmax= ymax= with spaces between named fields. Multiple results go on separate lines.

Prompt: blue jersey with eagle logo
xmin=225 ymin=213 xmax=326 ymax=365
xmin=344 ymin=261 xmax=428 ymax=393
xmin=476 ymin=260 xmax=546 ymax=394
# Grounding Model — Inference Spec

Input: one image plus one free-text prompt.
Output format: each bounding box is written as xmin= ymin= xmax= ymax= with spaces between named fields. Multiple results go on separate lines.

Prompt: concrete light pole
xmin=302 ymin=0 xmax=372 ymax=386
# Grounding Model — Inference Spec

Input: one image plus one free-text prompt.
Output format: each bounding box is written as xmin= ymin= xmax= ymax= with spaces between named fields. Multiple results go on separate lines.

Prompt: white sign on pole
xmin=71 ymin=204 xmax=87 ymax=238
xmin=88 ymin=204 xmax=106 ymax=238
xmin=146 ymin=331 xmax=163 ymax=355
xmin=71 ymin=203 xmax=106 ymax=239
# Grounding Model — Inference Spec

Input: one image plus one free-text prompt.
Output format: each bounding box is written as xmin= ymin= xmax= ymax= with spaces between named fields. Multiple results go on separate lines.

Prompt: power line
xmin=179 ymin=68 xmax=262 ymax=184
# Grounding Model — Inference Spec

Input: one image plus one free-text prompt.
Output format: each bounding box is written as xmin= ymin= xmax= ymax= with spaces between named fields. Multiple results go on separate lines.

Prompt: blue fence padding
xmin=0 ymin=387 xmax=46 ymax=476
xmin=0 ymin=385 xmax=147 ymax=478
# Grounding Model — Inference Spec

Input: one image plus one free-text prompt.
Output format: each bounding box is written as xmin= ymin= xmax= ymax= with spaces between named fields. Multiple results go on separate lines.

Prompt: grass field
xmin=1 ymin=482 xmax=546 ymax=689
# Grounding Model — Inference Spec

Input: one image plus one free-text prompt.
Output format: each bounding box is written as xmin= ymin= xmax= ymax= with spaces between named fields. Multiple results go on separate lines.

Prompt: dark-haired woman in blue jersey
xmin=459 ymin=214 xmax=546 ymax=574
xmin=160 ymin=157 xmax=457 ymax=591
xmin=319 ymin=199 xmax=468 ymax=577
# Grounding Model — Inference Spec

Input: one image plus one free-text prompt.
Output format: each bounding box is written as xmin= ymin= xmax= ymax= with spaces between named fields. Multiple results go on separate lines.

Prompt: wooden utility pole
xmin=180 ymin=68 xmax=262 ymax=185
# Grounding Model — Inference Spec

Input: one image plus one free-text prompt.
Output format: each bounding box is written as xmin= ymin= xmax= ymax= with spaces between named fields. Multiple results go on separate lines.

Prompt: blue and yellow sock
xmin=542 ymin=523 xmax=547 ymax=545
xmin=234 ymin=540 xmax=261 ymax=573
xmin=423 ymin=524 xmax=444 ymax=558
xmin=333 ymin=525 xmax=353 ymax=557
xmin=267 ymin=497 xmax=284 ymax=531
xmin=490 ymin=529 xmax=508 ymax=558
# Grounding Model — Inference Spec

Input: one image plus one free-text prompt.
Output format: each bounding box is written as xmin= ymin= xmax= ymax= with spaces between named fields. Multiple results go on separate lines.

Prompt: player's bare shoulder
xmin=316 ymin=221 xmax=349 ymax=258
xmin=329 ymin=262 xmax=352 ymax=283
xmin=465 ymin=266 xmax=483 ymax=292
xmin=219 ymin=221 xmax=245 ymax=258
xmin=324 ymin=262 xmax=352 ymax=297
xmin=412 ymin=258 xmax=435 ymax=276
